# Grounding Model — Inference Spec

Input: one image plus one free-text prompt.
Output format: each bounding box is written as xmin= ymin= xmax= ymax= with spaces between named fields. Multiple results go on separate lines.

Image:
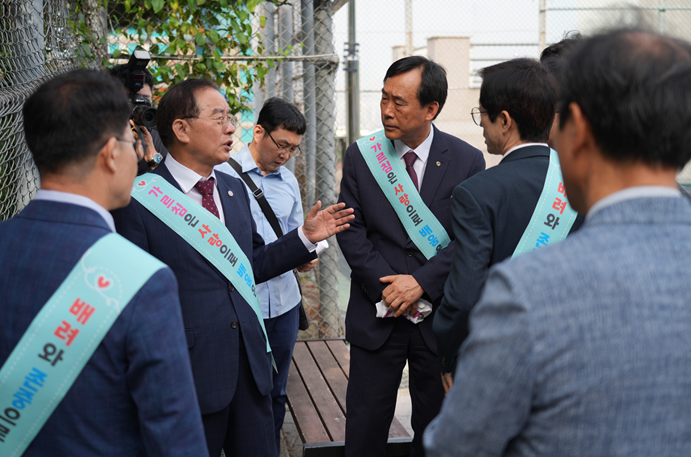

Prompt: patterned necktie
xmin=194 ymin=177 xmax=220 ymax=219
xmin=403 ymin=151 xmax=419 ymax=191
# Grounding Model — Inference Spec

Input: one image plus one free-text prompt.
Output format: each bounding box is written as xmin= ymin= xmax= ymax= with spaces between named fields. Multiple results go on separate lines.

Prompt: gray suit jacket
xmin=424 ymin=196 xmax=691 ymax=457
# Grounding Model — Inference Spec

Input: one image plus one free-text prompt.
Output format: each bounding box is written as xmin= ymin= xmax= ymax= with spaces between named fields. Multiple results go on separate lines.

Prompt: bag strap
xmin=228 ymin=158 xmax=284 ymax=238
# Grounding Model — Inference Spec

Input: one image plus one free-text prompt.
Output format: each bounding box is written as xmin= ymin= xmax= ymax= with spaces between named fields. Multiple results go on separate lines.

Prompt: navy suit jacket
xmin=337 ymin=126 xmax=485 ymax=351
xmin=433 ymin=145 xmax=583 ymax=372
xmin=112 ymin=162 xmax=315 ymax=414
xmin=0 ymin=200 xmax=207 ymax=457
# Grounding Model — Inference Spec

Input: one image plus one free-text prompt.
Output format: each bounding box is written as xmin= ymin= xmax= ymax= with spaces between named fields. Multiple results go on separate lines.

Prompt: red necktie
xmin=194 ymin=177 xmax=220 ymax=219
xmin=403 ymin=151 xmax=419 ymax=191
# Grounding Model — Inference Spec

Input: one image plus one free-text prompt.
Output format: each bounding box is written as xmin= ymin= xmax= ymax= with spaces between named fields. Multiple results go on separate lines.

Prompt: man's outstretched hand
xmin=302 ymin=201 xmax=355 ymax=243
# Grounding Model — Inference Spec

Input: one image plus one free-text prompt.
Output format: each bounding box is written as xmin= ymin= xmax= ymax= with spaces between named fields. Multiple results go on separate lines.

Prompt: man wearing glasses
xmin=215 ymin=97 xmax=317 ymax=457
xmin=433 ymin=58 xmax=580 ymax=394
xmin=0 ymin=70 xmax=208 ymax=456
xmin=112 ymin=79 xmax=354 ymax=457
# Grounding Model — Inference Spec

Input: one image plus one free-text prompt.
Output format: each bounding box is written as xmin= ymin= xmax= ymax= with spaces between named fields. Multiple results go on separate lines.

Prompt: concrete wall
xmin=423 ymin=36 xmax=501 ymax=168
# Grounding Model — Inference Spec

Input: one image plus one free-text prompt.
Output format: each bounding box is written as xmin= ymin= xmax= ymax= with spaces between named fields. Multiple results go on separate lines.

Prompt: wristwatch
xmin=147 ymin=152 xmax=163 ymax=168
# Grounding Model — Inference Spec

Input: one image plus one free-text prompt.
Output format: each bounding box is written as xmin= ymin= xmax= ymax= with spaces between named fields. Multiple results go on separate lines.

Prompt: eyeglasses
xmin=184 ymin=112 xmax=238 ymax=130
xmin=266 ymin=130 xmax=302 ymax=157
xmin=116 ymin=137 xmax=143 ymax=160
xmin=93 ymin=136 xmax=141 ymax=159
xmin=471 ymin=107 xmax=487 ymax=126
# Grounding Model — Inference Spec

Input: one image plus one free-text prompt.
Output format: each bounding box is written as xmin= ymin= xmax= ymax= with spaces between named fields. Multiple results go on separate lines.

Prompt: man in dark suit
xmin=337 ymin=56 xmax=485 ymax=457
xmin=0 ymin=70 xmax=208 ymax=456
xmin=112 ymin=79 xmax=353 ymax=457
xmin=433 ymin=58 xmax=580 ymax=393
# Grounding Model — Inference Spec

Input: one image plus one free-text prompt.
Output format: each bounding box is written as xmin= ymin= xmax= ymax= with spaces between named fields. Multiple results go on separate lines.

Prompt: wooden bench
xmin=286 ymin=338 xmax=412 ymax=457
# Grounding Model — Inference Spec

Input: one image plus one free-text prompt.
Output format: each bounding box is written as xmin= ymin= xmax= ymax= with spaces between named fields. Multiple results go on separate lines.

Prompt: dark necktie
xmin=403 ymin=151 xmax=419 ymax=191
xmin=194 ymin=177 xmax=220 ymax=219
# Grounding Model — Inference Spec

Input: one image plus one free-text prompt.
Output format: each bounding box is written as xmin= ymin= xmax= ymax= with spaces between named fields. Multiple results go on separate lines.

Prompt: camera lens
xmin=132 ymin=105 xmax=157 ymax=129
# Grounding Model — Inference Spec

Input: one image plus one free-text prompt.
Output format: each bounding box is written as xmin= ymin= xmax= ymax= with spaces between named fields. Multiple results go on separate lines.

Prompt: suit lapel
xmin=216 ymin=176 xmax=237 ymax=232
xmin=419 ymin=126 xmax=449 ymax=206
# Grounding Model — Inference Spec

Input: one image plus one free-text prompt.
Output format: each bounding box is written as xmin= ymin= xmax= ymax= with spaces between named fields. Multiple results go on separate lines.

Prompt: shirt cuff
xmin=298 ymin=226 xmax=319 ymax=252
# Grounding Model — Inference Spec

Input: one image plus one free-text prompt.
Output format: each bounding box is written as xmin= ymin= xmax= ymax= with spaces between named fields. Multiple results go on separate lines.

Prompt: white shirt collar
xmin=33 ymin=189 xmax=116 ymax=232
xmin=502 ymin=142 xmax=549 ymax=159
xmin=587 ymin=186 xmax=681 ymax=220
xmin=394 ymin=125 xmax=435 ymax=163
xmin=164 ymin=153 xmax=218 ymax=192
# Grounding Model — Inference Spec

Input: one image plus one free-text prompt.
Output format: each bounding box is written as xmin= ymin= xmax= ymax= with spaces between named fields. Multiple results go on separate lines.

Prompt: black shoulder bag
xmin=228 ymin=158 xmax=310 ymax=330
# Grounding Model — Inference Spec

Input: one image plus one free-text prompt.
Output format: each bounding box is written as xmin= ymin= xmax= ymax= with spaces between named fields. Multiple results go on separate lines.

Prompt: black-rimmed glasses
xmin=266 ymin=130 xmax=302 ymax=157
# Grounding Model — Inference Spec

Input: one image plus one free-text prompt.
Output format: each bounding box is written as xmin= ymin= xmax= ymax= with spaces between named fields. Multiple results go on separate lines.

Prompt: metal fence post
xmin=14 ymin=0 xmax=44 ymax=213
xmin=301 ymin=0 xmax=317 ymax=209
xmin=313 ymin=0 xmax=342 ymax=338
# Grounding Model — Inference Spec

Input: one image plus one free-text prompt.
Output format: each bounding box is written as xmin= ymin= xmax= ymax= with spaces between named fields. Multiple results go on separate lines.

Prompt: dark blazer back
xmin=0 ymin=201 xmax=206 ymax=456
xmin=434 ymin=145 xmax=583 ymax=370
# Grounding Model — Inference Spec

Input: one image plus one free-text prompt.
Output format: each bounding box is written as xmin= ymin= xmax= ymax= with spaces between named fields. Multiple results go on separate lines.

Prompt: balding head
xmin=558 ymin=29 xmax=691 ymax=168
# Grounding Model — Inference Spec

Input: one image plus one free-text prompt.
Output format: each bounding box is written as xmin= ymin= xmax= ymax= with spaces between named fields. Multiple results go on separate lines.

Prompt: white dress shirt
xmin=394 ymin=125 xmax=435 ymax=190
xmin=501 ymin=142 xmax=549 ymax=160
xmin=33 ymin=189 xmax=116 ymax=232
xmin=165 ymin=153 xmax=318 ymax=251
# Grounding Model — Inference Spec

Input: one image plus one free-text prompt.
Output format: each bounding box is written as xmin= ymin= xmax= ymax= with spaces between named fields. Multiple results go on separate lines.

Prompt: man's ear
xmin=500 ymin=110 xmax=513 ymax=134
xmin=425 ymin=101 xmax=440 ymax=121
xmin=253 ymin=124 xmax=265 ymax=143
xmin=568 ymin=102 xmax=592 ymax=162
xmin=172 ymin=119 xmax=191 ymax=145
xmin=98 ymin=137 xmax=119 ymax=174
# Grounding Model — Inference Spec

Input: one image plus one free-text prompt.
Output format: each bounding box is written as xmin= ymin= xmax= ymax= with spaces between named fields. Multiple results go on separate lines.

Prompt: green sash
xmin=0 ymin=234 xmax=164 ymax=456
xmin=512 ymin=149 xmax=577 ymax=257
xmin=357 ymin=130 xmax=451 ymax=259
xmin=130 ymin=174 xmax=271 ymax=354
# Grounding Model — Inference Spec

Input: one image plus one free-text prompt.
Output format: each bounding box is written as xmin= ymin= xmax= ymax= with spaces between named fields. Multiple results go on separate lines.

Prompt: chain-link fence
xmin=105 ymin=0 xmax=345 ymax=338
xmin=0 ymin=0 xmax=83 ymax=222
xmin=250 ymin=0 xmax=344 ymax=339
xmin=5 ymin=0 xmax=691 ymax=341
xmin=332 ymin=0 xmax=691 ymax=176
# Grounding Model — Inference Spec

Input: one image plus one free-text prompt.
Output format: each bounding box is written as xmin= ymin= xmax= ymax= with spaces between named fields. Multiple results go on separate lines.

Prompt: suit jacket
xmin=0 ymin=200 xmax=207 ymax=457
xmin=434 ymin=145 xmax=582 ymax=372
xmin=424 ymin=196 xmax=691 ymax=457
xmin=337 ymin=126 xmax=485 ymax=351
xmin=112 ymin=162 xmax=315 ymax=414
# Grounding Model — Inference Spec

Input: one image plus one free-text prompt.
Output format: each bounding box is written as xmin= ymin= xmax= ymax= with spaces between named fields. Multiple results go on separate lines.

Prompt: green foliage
xmin=70 ymin=0 xmax=283 ymax=114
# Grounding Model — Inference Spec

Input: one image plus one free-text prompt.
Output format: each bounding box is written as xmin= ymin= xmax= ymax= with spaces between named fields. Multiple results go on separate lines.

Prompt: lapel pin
xmin=228 ymin=190 xmax=234 ymax=197
xmin=436 ymin=161 xmax=441 ymax=167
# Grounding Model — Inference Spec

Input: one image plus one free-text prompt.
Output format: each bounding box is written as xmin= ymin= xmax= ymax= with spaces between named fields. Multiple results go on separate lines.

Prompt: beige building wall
xmin=422 ymin=36 xmax=501 ymax=168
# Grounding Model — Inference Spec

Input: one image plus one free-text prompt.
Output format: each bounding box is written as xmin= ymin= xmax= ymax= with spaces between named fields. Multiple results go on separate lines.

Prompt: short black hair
xmin=384 ymin=56 xmax=448 ymax=119
xmin=109 ymin=63 xmax=154 ymax=91
xmin=540 ymin=32 xmax=584 ymax=90
xmin=257 ymin=97 xmax=306 ymax=135
xmin=22 ymin=69 xmax=130 ymax=175
xmin=559 ymin=29 xmax=691 ymax=168
xmin=479 ymin=58 xmax=557 ymax=142
xmin=540 ymin=31 xmax=584 ymax=63
xmin=156 ymin=79 xmax=219 ymax=148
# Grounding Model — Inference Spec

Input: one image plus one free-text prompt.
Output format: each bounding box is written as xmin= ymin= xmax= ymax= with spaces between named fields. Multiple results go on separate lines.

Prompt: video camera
xmin=126 ymin=49 xmax=157 ymax=129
